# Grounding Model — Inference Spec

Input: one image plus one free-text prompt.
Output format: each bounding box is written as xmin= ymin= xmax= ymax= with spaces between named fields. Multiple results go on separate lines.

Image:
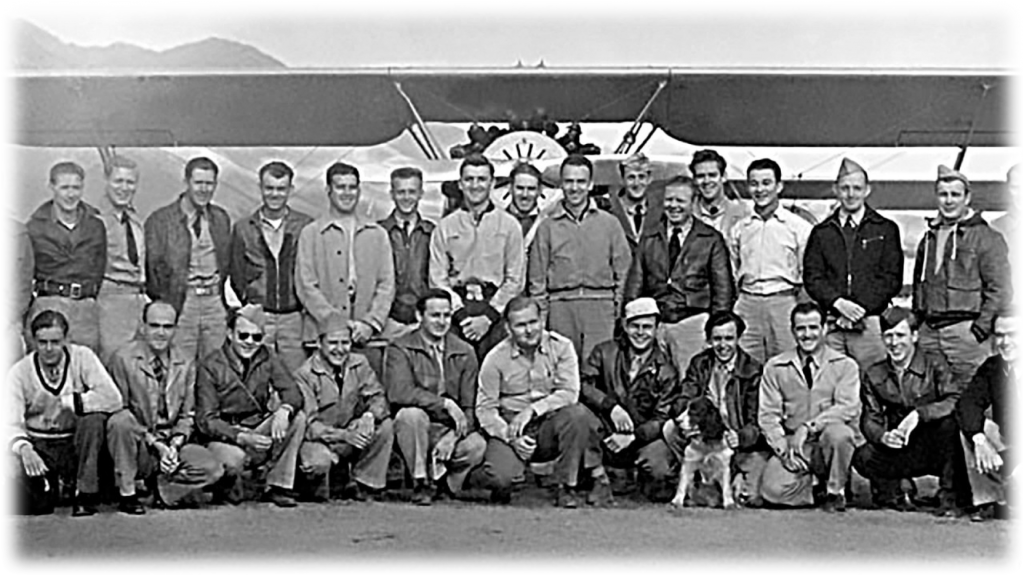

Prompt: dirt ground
xmin=15 ymin=493 xmax=1010 ymax=560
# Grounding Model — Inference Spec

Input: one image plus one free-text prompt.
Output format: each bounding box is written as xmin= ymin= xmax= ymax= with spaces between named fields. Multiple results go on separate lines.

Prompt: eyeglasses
xmin=237 ymin=331 xmax=264 ymax=343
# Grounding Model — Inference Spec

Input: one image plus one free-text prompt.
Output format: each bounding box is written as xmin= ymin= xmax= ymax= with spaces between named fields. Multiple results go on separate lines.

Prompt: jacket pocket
xmin=946 ymin=247 xmax=983 ymax=312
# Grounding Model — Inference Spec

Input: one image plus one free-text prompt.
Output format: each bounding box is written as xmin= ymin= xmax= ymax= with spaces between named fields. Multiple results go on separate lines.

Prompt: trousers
xmin=547 ymin=298 xmax=616 ymax=363
xmin=299 ymin=418 xmax=395 ymax=492
xmin=761 ymin=422 xmax=857 ymax=506
xmin=12 ymin=413 xmax=107 ymax=514
xmin=206 ymin=411 xmax=307 ymax=492
xmin=97 ymin=283 xmax=147 ymax=364
xmin=393 ymin=407 xmax=486 ymax=493
xmin=734 ymin=292 xmax=797 ymax=365
xmin=176 ymin=292 xmax=227 ymax=363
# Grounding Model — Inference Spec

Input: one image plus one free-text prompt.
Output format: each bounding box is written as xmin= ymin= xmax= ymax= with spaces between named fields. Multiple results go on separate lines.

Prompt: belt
xmin=187 ymin=284 xmax=222 ymax=296
xmin=101 ymin=279 xmax=146 ymax=293
xmin=33 ymin=279 xmax=99 ymax=300
xmin=740 ymin=288 xmax=798 ymax=298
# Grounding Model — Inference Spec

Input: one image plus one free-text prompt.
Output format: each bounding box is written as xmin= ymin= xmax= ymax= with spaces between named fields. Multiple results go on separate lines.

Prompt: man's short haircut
xmin=30 ymin=309 xmax=69 ymax=338
xmin=416 ymin=288 xmax=452 ymax=314
xmin=790 ymin=301 xmax=824 ymax=327
xmin=504 ymin=295 xmax=542 ymax=322
xmin=1007 ymin=159 xmax=1024 ymax=180
xmin=746 ymin=158 xmax=782 ymax=183
xmin=704 ymin=310 xmax=747 ymax=340
xmin=49 ymin=161 xmax=85 ymax=184
xmin=690 ymin=149 xmax=727 ymax=176
xmin=143 ymin=300 xmax=180 ymax=325
xmin=994 ymin=305 xmax=1016 ymax=323
xmin=326 ymin=162 xmax=360 ymax=186
xmin=879 ymin=307 xmax=919 ymax=333
xmin=459 ymin=155 xmax=495 ymax=179
xmin=510 ymin=162 xmax=542 ymax=185
xmin=663 ymin=175 xmax=697 ymax=196
xmin=618 ymin=152 xmax=651 ymax=178
xmin=390 ymin=166 xmax=424 ymax=185
xmin=184 ymin=156 xmax=219 ymax=180
xmin=259 ymin=161 xmax=294 ymax=184
xmin=105 ymin=155 xmax=138 ymax=178
xmin=560 ymin=154 xmax=593 ymax=179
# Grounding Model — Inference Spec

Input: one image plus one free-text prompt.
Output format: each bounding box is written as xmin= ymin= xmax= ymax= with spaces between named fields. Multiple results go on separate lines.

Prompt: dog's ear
xmin=698 ymin=398 xmax=726 ymax=441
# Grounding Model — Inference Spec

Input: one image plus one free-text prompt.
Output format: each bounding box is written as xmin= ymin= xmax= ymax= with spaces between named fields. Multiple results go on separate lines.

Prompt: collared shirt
xmin=429 ymin=202 xmax=524 ymax=313
xmin=838 ymin=208 xmax=865 ymax=229
xmin=180 ymin=196 xmax=219 ymax=284
xmin=706 ymin=356 xmax=736 ymax=422
xmin=380 ymin=211 xmax=435 ymax=325
xmin=623 ymin=199 xmax=647 ymax=237
xmin=695 ymin=197 xmax=750 ymax=238
xmin=729 ymin=205 xmax=813 ymax=295
xmin=100 ymin=203 xmax=145 ymax=285
xmin=991 ymin=208 xmax=1024 ymax=303
xmin=259 ymin=208 xmax=287 ymax=259
xmin=527 ymin=200 xmax=631 ymax=307
xmin=666 ymin=217 xmax=693 ymax=248
xmin=476 ymin=331 xmax=579 ymax=442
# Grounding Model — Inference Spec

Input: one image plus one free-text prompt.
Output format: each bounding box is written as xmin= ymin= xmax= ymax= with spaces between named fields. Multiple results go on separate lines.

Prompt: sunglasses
xmin=237 ymin=331 xmax=264 ymax=343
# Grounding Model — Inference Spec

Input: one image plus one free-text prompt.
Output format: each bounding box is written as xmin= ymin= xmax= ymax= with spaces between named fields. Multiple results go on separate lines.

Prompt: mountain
xmin=13 ymin=20 xmax=286 ymax=70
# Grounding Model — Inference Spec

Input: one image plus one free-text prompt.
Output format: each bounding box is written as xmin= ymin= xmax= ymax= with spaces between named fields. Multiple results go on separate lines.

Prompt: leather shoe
xmin=118 ymin=495 xmax=146 ymax=515
xmin=553 ymin=485 xmax=579 ymax=509
xmin=822 ymin=492 xmax=847 ymax=513
xmin=262 ymin=487 xmax=298 ymax=508
xmin=71 ymin=493 xmax=99 ymax=517
xmin=411 ymin=480 xmax=433 ymax=506
xmin=586 ymin=480 xmax=615 ymax=508
xmin=490 ymin=486 xmax=512 ymax=505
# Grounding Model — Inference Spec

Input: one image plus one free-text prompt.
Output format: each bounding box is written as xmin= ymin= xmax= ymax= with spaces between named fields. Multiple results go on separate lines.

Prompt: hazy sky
xmin=12 ymin=0 xmax=1020 ymax=69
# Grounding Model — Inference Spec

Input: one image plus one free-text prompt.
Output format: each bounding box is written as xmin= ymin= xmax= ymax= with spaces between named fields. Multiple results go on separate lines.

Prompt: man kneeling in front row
xmin=471 ymin=295 xmax=608 ymax=508
xmin=957 ymin=310 xmax=1017 ymax=522
xmin=296 ymin=312 xmax=394 ymax=502
xmin=9 ymin=310 xmax=123 ymax=516
xmin=853 ymin=307 xmax=970 ymax=516
xmin=106 ymin=301 xmax=225 ymax=513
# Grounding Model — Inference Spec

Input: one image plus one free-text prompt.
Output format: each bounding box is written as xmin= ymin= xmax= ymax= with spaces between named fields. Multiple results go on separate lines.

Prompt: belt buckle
xmin=68 ymin=283 xmax=82 ymax=299
xmin=465 ymin=283 xmax=483 ymax=302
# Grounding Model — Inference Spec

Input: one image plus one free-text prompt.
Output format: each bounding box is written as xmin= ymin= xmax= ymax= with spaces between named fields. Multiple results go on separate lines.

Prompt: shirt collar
xmin=509 ymin=332 xmax=553 ymax=359
xmin=259 ymin=206 xmax=289 ymax=225
xmin=838 ymin=207 xmax=865 ymax=228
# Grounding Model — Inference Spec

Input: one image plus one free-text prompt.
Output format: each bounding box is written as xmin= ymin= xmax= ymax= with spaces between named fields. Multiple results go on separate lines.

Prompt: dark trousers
xmin=471 ymin=404 xmax=602 ymax=490
xmin=13 ymin=413 xmax=107 ymax=515
xmin=853 ymin=416 xmax=970 ymax=505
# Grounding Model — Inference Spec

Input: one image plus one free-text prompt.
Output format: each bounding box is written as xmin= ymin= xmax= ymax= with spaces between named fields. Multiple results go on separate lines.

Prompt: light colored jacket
xmin=106 ymin=340 xmax=195 ymax=440
xmin=295 ymin=215 xmax=395 ymax=335
xmin=757 ymin=346 xmax=860 ymax=456
xmin=9 ymin=345 xmax=123 ymax=450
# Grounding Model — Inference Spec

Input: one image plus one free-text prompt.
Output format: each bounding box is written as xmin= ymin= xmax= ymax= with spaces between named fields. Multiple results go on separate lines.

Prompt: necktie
xmin=668 ymin=226 xmax=681 ymax=264
xmin=403 ymin=220 xmax=412 ymax=243
xmin=121 ymin=211 xmax=139 ymax=267
xmin=632 ymin=206 xmax=644 ymax=237
xmin=802 ymin=357 xmax=815 ymax=389
xmin=192 ymin=209 xmax=205 ymax=238
xmin=152 ymin=356 xmax=167 ymax=419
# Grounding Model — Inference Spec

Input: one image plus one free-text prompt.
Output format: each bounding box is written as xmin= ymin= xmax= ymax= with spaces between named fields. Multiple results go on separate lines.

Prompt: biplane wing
xmin=15 ymin=67 xmax=1012 ymax=148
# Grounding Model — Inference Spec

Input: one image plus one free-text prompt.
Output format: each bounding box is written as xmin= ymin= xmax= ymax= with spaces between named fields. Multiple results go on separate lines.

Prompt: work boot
xmin=262 ymin=487 xmax=298 ymax=508
xmin=411 ymin=479 xmax=433 ymax=506
xmin=587 ymin=479 xmax=615 ymax=508
xmin=822 ymin=492 xmax=847 ymax=513
xmin=553 ymin=484 xmax=579 ymax=509
xmin=117 ymin=494 xmax=146 ymax=515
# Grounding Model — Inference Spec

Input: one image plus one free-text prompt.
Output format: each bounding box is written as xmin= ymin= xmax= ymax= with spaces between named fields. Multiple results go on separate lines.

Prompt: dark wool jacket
xmin=912 ymin=211 xmax=1010 ymax=341
xmin=580 ymin=338 xmax=680 ymax=446
xmin=383 ymin=330 xmax=479 ymax=432
xmin=804 ymin=205 xmax=903 ymax=317
xmin=678 ymin=347 xmax=765 ymax=451
xmin=607 ymin=183 xmax=665 ymax=253
xmin=379 ymin=212 xmax=435 ymax=325
xmin=623 ymin=216 xmax=734 ymax=323
xmin=1 ymin=204 xmax=34 ymax=332
xmin=957 ymin=354 xmax=1010 ymax=440
xmin=194 ymin=343 xmax=304 ymax=444
xmin=860 ymin=349 xmax=958 ymax=445
xmin=229 ymin=208 xmax=313 ymax=314
xmin=144 ymin=195 xmax=232 ymax=313
xmin=27 ymin=200 xmax=107 ymax=290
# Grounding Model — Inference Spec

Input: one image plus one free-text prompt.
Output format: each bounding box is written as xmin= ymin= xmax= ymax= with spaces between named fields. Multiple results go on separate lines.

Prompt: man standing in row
xmin=106 ymin=301 xmax=225 ymax=513
xmin=27 ymin=161 xmax=107 ymax=352
xmin=505 ymin=161 xmax=545 ymax=249
xmin=145 ymin=157 xmax=231 ymax=362
xmin=0 ymin=170 xmax=35 ymax=391
xmin=295 ymin=162 xmax=395 ymax=375
xmin=379 ymin=167 xmax=435 ymax=342
xmin=429 ymin=155 xmax=524 ymax=359
xmin=195 ymin=305 xmax=307 ymax=507
xmin=758 ymin=302 xmax=860 ymax=512
xmin=625 ymin=176 xmax=734 ymax=371
xmin=729 ymin=158 xmax=813 ymax=365
xmin=690 ymin=149 xmax=749 ymax=239
xmin=384 ymin=289 xmax=486 ymax=505
xmin=804 ymin=158 xmax=903 ymax=370
xmin=528 ymin=155 xmax=631 ymax=361
xmin=97 ymin=156 xmax=148 ymax=363
xmin=912 ymin=165 xmax=1010 ymax=387
xmin=989 ymin=163 xmax=1019 ymax=242
xmin=230 ymin=161 xmax=313 ymax=373
xmin=9 ymin=310 xmax=123 ymax=516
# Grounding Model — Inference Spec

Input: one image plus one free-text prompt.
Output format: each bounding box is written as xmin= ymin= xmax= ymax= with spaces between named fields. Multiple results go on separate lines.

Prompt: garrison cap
xmin=236 ymin=304 xmax=266 ymax=330
xmin=837 ymin=157 xmax=868 ymax=181
xmin=319 ymin=311 xmax=350 ymax=337
xmin=937 ymin=165 xmax=970 ymax=188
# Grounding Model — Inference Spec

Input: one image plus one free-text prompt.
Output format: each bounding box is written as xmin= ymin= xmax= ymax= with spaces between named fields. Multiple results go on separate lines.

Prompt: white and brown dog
xmin=670 ymin=396 xmax=738 ymax=509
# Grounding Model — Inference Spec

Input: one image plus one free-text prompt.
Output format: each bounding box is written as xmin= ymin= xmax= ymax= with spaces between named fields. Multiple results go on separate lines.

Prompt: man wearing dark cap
xmin=852 ymin=307 xmax=970 ymax=515
xmin=912 ymin=165 xmax=1010 ymax=387
xmin=690 ymin=149 xmax=750 ymax=239
xmin=296 ymin=311 xmax=394 ymax=502
xmin=804 ymin=158 xmax=904 ymax=370
xmin=195 ymin=305 xmax=307 ymax=507
xmin=145 ymin=156 xmax=232 ymax=362
xmin=26 ymin=161 xmax=107 ymax=353
xmin=0 ymin=170 xmax=35 ymax=391
xmin=606 ymin=153 xmax=664 ymax=253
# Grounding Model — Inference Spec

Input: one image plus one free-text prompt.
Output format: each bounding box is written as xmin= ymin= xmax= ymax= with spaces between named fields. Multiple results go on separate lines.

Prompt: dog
xmin=670 ymin=396 xmax=737 ymax=509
